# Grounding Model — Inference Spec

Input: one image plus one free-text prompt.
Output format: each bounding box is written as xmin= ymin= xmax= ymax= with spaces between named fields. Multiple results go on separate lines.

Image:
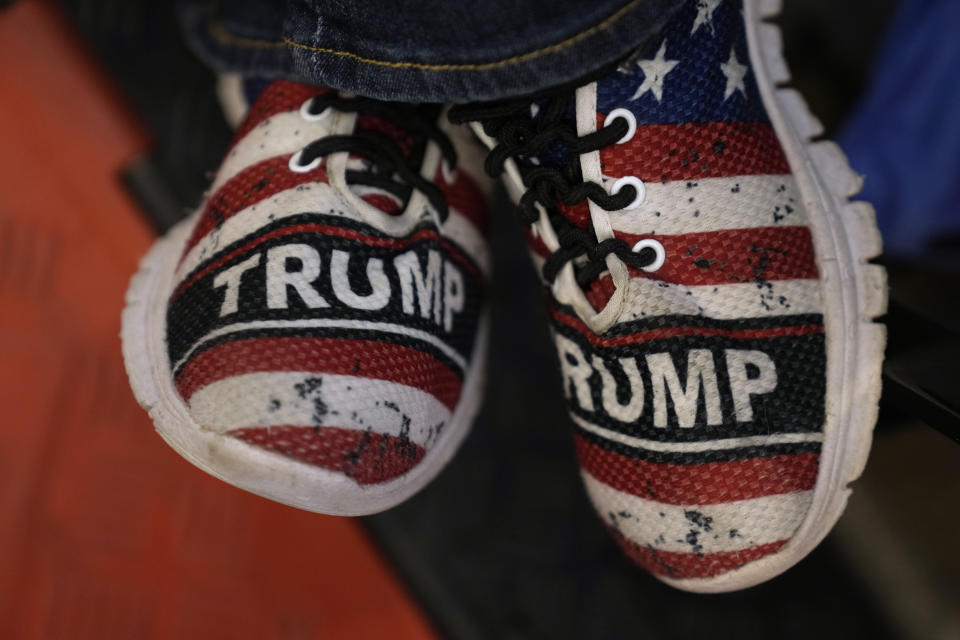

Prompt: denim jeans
xmin=179 ymin=0 xmax=685 ymax=103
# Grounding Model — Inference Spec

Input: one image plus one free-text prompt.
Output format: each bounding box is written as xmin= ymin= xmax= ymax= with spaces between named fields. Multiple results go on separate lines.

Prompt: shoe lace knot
xmin=294 ymin=94 xmax=457 ymax=221
xmin=449 ymin=94 xmax=659 ymax=291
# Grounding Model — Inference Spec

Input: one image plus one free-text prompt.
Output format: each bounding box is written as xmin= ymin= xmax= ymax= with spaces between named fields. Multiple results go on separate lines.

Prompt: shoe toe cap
xmin=172 ymin=335 xmax=462 ymax=492
xmin=229 ymin=424 xmax=425 ymax=485
xmin=576 ymin=433 xmax=820 ymax=588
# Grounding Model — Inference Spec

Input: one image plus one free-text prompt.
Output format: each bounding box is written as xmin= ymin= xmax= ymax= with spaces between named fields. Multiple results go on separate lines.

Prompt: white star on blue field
xmin=600 ymin=0 xmax=767 ymax=125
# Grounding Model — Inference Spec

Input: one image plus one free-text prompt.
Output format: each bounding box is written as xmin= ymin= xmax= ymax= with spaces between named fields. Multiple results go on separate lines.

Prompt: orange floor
xmin=0 ymin=2 xmax=435 ymax=637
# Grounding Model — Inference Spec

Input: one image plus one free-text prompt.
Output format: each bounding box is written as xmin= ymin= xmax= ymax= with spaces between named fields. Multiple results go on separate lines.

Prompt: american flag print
xmin=163 ymin=81 xmax=490 ymax=495
xmin=527 ymin=0 xmax=828 ymax=583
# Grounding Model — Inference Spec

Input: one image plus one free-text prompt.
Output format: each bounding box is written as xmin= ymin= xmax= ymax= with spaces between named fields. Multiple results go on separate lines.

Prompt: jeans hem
xmin=182 ymin=0 xmax=684 ymax=102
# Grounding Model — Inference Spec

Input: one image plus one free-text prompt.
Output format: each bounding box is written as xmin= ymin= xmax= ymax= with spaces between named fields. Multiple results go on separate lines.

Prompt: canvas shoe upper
xmin=123 ymin=81 xmax=492 ymax=515
xmin=450 ymin=0 xmax=885 ymax=591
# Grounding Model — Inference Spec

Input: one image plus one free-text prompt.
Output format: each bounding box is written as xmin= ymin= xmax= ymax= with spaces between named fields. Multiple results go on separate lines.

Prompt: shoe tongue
xmin=340 ymin=115 xmax=409 ymax=215
xmin=515 ymin=94 xmax=596 ymax=233
xmin=517 ymin=93 xmax=619 ymax=310
xmin=352 ymin=103 xmax=443 ymax=159
xmin=346 ymin=104 xmax=444 ymax=216
xmin=353 ymin=115 xmax=415 ymax=156
xmin=515 ymin=93 xmax=598 ymax=251
xmin=519 ymin=96 xmax=578 ymax=171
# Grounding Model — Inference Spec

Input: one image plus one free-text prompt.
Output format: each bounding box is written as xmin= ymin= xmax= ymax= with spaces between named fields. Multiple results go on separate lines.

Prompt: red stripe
xmin=233 ymin=81 xmax=329 ymax=143
xmin=556 ymin=201 xmax=592 ymax=229
xmin=183 ymin=154 xmax=409 ymax=259
xmin=598 ymin=120 xmax=791 ymax=182
xmin=172 ymin=221 xmax=482 ymax=301
xmin=608 ymin=527 xmax=787 ymax=579
xmin=530 ymin=225 xmax=818 ymax=312
xmin=175 ymin=336 xmax=463 ymax=410
xmin=526 ymin=226 xmax=817 ymax=285
xmin=576 ymin=436 xmax=819 ymax=505
xmin=615 ymin=226 xmax=818 ymax=285
xmin=584 ymin=276 xmax=617 ymax=312
xmin=229 ymin=425 xmax=424 ymax=485
xmin=551 ymin=308 xmax=823 ymax=346
xmin=359 ymin=193 xmax=403 ymax=215
xmin=185 ymin=155 xmax=330 ymax=255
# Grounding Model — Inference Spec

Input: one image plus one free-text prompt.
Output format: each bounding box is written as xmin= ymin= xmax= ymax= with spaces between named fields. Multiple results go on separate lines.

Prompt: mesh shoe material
xmin=460 ymin=0 xmax=827 ymax=582
xmin=165 ymin=81 xmax=489 ymax=490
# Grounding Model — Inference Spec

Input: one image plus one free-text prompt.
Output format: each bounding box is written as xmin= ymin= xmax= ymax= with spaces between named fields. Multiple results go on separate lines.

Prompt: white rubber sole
xmin=121 ymin=215 xmax=489 ymax=516
xmin=660 ymin=0 xmax=887 ymax=593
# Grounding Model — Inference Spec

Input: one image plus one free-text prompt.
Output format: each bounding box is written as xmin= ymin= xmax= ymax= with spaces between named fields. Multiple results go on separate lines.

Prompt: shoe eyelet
xmin=610 ymin=175 xmax=646 ymax=209
xmin=289 ymin=150 xmax=322 ymax=173
xmin=632 ymin=238 xmax=666 ymax=272
xmin=603 ymin=108 xmax=637 ymax=144
xmin=299 ymin=97 xmax=331 ymax=122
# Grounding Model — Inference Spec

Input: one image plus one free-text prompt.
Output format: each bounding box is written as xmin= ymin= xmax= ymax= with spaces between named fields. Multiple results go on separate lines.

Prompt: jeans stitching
xmin=206 ymin=16 xmax=286 ymax=50
xmin=206 ymin=0 xmax=640 ymax=70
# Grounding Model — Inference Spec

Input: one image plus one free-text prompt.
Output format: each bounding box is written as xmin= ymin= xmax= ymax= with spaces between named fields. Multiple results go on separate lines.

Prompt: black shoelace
xmin=296 ymin=94 xmax=457 ymax=221
xmin=449 ymin=94 xmax=657 ymax=288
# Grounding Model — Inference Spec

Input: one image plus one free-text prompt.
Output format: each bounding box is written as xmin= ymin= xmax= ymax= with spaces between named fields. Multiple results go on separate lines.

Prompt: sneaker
xmin=450 ymin=0 xmax=885 ymax=591
xmin=122 ymin=81 xmax=492 ymax=515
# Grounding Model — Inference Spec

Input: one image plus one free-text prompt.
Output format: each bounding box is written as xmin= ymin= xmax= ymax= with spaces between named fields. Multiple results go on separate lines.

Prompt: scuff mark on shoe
xmin=684 ymin=509 xmax=714 ymax=532
xmin=294 ymin=375 xmax=328 ymax=425
xmin=382 ymin=400 xmax=420 ymax=461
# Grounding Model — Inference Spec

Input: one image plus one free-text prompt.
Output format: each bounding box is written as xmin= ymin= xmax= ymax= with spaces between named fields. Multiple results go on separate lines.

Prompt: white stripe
xmin=582 ymin=471 xmax=811 ymax=554
xmin=619 ymin=277 xmax=822 ymax=320
xmin=528 ymin=251 xmax=823 ymax=321
xmin=571 ymin=413 xmax=822 ymax=454
xmin=211 ymin=111 xmax=338 ymax=195
xmin=174 ymin=318 xmax=467 ymax=374
xmin=175 ymin=184 xmax=490 ymax=285
xmin=609 ymin=174 xmax=809 ymax=236
xmin=188 ymin=371 xmax=451 ymax=448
